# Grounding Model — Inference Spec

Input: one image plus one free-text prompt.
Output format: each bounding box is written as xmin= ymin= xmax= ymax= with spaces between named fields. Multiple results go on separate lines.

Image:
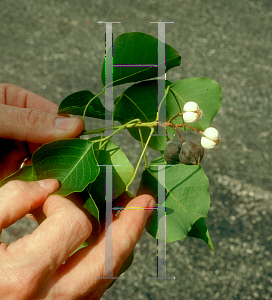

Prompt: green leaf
xmin=88 ymin=139 xmax=134 ymax=205
xmin=137 ymin=158 xmax=211 ymax=245
xmin=0 ymin=165 xmax=37 ymax=188
xmin=166 ymin=77 xmax=222 ymax=131
xmin=83 ymin=192 xmax=101 ymax=239
xmin=187 ymin=217 xmax=214 ymax=250
xmin=114 ymin=80 xmax=175 ymax=151
xmin=69 ymin=241 xmax=88 ymax=258
xmin=32 ymin=139 xmax=100 ymax=196
xmin=101 ymin=32 xmax=181 ymax=86
xmin=83 ymin=193 xmax=100 ymax=221
xmin=58 ymin=90 xmax=117 ymax=120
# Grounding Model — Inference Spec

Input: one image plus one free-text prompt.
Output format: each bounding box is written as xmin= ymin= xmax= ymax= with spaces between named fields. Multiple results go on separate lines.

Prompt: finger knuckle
xmin=65 ymin=210 xmax=92 ymax=239
xmin=2 ymin=180 xmax=26 ymax=196
xmin=20 ymin=108 xmax=48 ymax=130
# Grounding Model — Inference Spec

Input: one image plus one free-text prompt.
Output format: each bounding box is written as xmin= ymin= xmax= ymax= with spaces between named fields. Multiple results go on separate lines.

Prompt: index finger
xmin=6 ymin=194 xmax=92 ymax=276
xmin=0 ymin=83 xmax=58 ymax=115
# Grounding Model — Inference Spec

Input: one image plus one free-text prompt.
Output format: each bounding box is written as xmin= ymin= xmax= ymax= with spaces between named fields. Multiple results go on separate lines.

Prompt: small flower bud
xmin=201 ymin=127 xmax=221 ymax=149
xmin=179 ymin=142 xmax=204 ymax=165
xmin=183 ymin=101 xmax=203 ymax=123
xmin=164 ymin=142 xmax=182 ymax=165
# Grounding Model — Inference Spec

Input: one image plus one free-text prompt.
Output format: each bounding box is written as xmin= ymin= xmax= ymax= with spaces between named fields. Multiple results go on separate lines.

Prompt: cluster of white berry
xmin=182 ymin=101 xmax=221 ymax=150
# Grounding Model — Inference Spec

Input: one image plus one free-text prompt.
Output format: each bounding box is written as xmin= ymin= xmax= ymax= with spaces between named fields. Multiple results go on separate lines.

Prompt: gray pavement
xmin=0 ymin=0 xmax=272 ymax=299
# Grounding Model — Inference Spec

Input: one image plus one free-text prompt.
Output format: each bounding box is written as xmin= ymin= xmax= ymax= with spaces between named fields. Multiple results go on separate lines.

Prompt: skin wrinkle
xmin=0 ymin=260 xmax=36 ymax=300
xmin=63 ymin=213 xmax=86 ymax=248
xmin=20 ymin=108 xmax=43 ymax=141
xmin=0 ymin=264 xmax=18 ymax=290
xmin=21 ymin=108 xmax=41 ymax=128
xmin=0 ymin=183 xmax=28 ymax=227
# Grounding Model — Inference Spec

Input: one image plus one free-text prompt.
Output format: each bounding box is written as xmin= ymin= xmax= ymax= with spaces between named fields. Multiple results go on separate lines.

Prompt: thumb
xmin=0 ymin=179 xmax=60 ymax=231
xmin=0 ymin=104 xmax=83 ymax=143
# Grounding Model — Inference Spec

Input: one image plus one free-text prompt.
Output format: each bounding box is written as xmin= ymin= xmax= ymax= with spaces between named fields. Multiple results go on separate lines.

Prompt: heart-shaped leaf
xmin=187 ymin=217 xmax=214 ymax=250
xmin=137 ymin=157 xmax=212 ymax=248
xmin=101 ymin=32 xmax=181 ymax=86
xmin=114 ymin=80 xmax=175 ymax=151
xmin=32 ymin=139 xmax=100 ymax=196
xmin=166 ymin=77 xmax=222 ymax=131
xmin=58 ymin=90 xmax=118 ymax=120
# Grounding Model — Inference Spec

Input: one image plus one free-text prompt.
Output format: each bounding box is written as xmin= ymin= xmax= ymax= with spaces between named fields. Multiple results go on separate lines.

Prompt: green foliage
xmin=166 ymin=77 xmax=222 ymax=131
xmin=32 ymin=139 xmax=100 ymax=196
xmin=58 ymin=90 xmax=114 ymax=120
xmin=137 ymin=157 xmax=213 ymax=250
xmin=88 ymin=139 xmax=134 ymax=205
xmin=0 ymin=165 xmax=37 ymax=187
xmin=114 ymin=79 xmax=175 ymax=151
xmin=101 ymin=32 xmax=181 ymax=86
xmin=0 ymin=31 xmax=222 ymax=285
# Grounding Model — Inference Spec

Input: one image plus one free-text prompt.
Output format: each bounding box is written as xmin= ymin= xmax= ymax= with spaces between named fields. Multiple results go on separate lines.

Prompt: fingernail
xmin=146 ymin=198 xmax=156 ymax=218
xmin=55 ymin=117 xmax=78 ymax=131
xmin=36 ymin=179 xmax=59 ymax=190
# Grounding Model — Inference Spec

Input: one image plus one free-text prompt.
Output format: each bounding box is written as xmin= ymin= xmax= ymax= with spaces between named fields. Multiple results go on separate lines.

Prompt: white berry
xmin=183 ymin=112 xmax=198 ymax=123
xmin=182 ymin=102 xmax=203 ymax=123
xmin=201 ymin=127 xmax=221 ymax=149
xmin=201 ymin=137 xmax=216 ymax=149
xmin=203 ymin=127 xmax=220 ymax=141
xmin=183 ymin=101 xmax=199 ymax=112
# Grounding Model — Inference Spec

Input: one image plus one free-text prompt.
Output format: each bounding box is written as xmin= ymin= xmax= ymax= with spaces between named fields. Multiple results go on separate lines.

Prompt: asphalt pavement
xmin=0 ymin=0 xmax=272 ymax=299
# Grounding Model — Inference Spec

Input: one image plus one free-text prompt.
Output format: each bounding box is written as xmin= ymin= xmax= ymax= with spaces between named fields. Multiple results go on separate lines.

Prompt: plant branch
xmin=81 ymin=120 xmax=156 ymax=136
xmin=82 ymin=87 xmax=106 ymax=130
xmin=164 ymin=121 xmax=203 ymax=134
xmin=81 ymin=119 xmax=203 ymax=141
xmin=168 ymin=87 xmax=183 ymax=113
xmin=168 ymin=112 xmax=184 ymax=123
xmin=138 ymin=128 xmax=148 ymax=168
xmin=125 ymin=127 xmax=155 ymax=191
xmin=156 ymin=85 xmax=170 ymax=121
xmin=90 ymin=119 xmax=141 ymax=150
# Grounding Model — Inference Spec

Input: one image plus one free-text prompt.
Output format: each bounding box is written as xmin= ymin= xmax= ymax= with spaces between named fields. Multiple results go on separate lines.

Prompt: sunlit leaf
xmin=187 ymin=217 xmax=214 ymax=250
xmin=137 ymin=157 xmax=212 ymax=246
xmin=101 ymin=32 xmax=181 ymax=86
xmin=83 ymin=193 xmax=100 ymax=221
xmin=32 ymin=139 xmax=100 ymax=196
xmin=58 ymin=90 xmax=119 ymax=120
xmin=88 ymin=139 xmax=134 ymax=205
xmin=114 ymin=80 xmax=175 ymax=151
xmin=0 ymin=165 xmax=37 ymax=188
xmin=166 ymin=77 xmax=222 ymax=131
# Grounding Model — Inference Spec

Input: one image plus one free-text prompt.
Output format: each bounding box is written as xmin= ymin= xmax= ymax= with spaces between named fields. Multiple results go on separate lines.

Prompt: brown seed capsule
xmin=164 ymin=142 xmax=182 ymax=165
xmin=179 ymin=142 xmax=204 ymax=165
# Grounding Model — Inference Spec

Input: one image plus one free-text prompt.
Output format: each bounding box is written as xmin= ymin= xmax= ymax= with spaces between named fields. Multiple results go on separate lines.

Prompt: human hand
xmin=0 ymin=179 xmax=156 ymax=299
xmin=0 ymin=83 xmax=83 ymax=180
xmin=0 ymin=83 xmax=157 ymax=299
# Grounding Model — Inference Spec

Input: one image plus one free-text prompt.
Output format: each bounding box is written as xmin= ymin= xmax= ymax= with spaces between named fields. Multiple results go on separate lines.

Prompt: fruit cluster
xmin=164 ymin=141 xmax=204 ymax=165
xmin=163 ymin=101 xmax=221 ymax=165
